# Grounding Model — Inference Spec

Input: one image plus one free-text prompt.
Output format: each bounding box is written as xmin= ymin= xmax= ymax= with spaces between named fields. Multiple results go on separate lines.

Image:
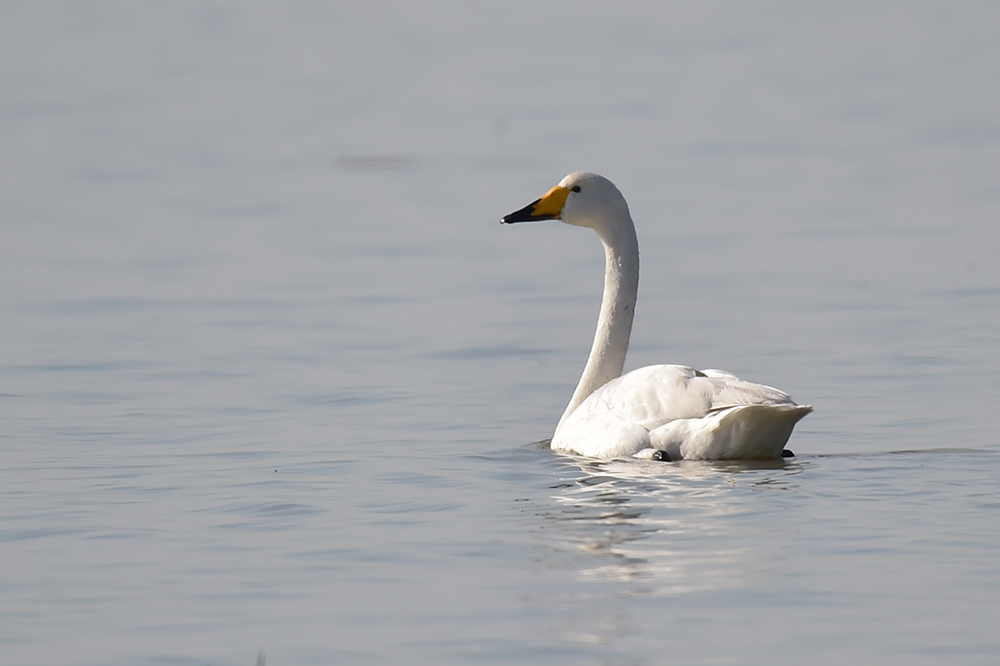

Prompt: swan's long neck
xmin=557 ymin=216 xmax=640 ymax=430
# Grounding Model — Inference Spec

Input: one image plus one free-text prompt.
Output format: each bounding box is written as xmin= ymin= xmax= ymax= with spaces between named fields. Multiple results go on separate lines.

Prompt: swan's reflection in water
xmin=536 ymin=453 xmax=804 ymax=596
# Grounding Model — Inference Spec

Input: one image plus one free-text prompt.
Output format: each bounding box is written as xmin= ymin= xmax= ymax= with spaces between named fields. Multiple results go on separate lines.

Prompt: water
xmin=2 ymin=2 xmax=1000 ymax=664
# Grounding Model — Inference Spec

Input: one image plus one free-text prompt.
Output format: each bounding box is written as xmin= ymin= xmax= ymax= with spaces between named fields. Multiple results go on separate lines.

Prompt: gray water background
xmin=2 ymin=2 xmax=1000 ymax=664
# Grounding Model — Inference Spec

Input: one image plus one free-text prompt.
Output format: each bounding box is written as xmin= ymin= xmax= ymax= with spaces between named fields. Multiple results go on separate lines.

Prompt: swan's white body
xmin=502 ymin=172 xmax=811 ymax=460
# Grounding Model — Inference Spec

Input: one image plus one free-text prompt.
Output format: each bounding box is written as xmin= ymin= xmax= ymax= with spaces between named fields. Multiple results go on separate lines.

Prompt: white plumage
xmin=502 ymin=172 xmax=811 ymax=460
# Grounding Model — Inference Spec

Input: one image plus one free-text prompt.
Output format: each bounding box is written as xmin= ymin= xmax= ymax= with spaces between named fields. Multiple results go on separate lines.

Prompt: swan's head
xmin=501 ymin=172 xmax=631 ymax=233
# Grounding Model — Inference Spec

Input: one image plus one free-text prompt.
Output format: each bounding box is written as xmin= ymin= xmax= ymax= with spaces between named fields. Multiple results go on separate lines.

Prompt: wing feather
xmin=567 ymin=364 xmax=797 ymax=430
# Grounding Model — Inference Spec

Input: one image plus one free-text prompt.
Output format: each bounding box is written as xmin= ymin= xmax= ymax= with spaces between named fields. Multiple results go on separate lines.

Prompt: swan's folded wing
xmin=566 ymin=364 xmax=800 ymax=432
xmin=700 ymin=368 xmax=798 ymax=409
xmin=568 ymin=364 xmax=714 ymax=428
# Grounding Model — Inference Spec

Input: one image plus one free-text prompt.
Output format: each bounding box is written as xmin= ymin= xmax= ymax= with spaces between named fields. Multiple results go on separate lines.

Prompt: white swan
xmin=502 ymin=172 xmax=811 ymax=460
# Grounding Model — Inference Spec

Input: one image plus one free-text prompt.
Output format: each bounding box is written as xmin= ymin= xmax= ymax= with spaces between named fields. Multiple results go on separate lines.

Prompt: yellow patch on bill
xmin=531 ymin=185 xmax=571 ymax=219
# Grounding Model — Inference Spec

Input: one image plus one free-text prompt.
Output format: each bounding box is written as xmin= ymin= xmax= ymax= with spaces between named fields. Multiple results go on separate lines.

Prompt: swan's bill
xmin=501 ymin=185 xmax=571 ymax=224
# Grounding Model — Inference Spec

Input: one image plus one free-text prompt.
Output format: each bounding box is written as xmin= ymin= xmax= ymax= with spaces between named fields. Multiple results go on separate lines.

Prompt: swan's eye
xmin=571 ymin=185 xmax=581 ymax=192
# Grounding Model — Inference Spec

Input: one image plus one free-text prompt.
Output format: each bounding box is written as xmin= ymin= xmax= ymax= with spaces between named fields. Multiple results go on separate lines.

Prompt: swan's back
xmin=566 ymin=364 xmax=793 ymax=427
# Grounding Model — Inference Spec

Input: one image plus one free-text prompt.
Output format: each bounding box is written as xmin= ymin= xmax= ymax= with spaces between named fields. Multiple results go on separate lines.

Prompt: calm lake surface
xmin=2 ymin=3 xmax=1000 ymax=665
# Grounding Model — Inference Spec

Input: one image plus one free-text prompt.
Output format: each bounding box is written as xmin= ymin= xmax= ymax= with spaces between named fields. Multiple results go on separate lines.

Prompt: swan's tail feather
xmin=651 ymin=404 xmax=812 ymax=461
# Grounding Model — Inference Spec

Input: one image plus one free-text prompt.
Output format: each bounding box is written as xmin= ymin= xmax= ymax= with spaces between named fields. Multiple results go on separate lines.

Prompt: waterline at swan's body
xmin=502 ymin=172 xmax=811 ymax=461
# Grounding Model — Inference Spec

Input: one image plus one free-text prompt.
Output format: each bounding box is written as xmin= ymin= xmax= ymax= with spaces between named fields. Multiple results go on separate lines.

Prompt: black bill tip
xmin=501 ymin=198 xmax=551 ymax=224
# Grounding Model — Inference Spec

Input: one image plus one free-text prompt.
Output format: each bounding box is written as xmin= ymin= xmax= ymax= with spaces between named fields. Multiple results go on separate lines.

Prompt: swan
xmin=501 ymin=172 xmax=811 ymax=460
